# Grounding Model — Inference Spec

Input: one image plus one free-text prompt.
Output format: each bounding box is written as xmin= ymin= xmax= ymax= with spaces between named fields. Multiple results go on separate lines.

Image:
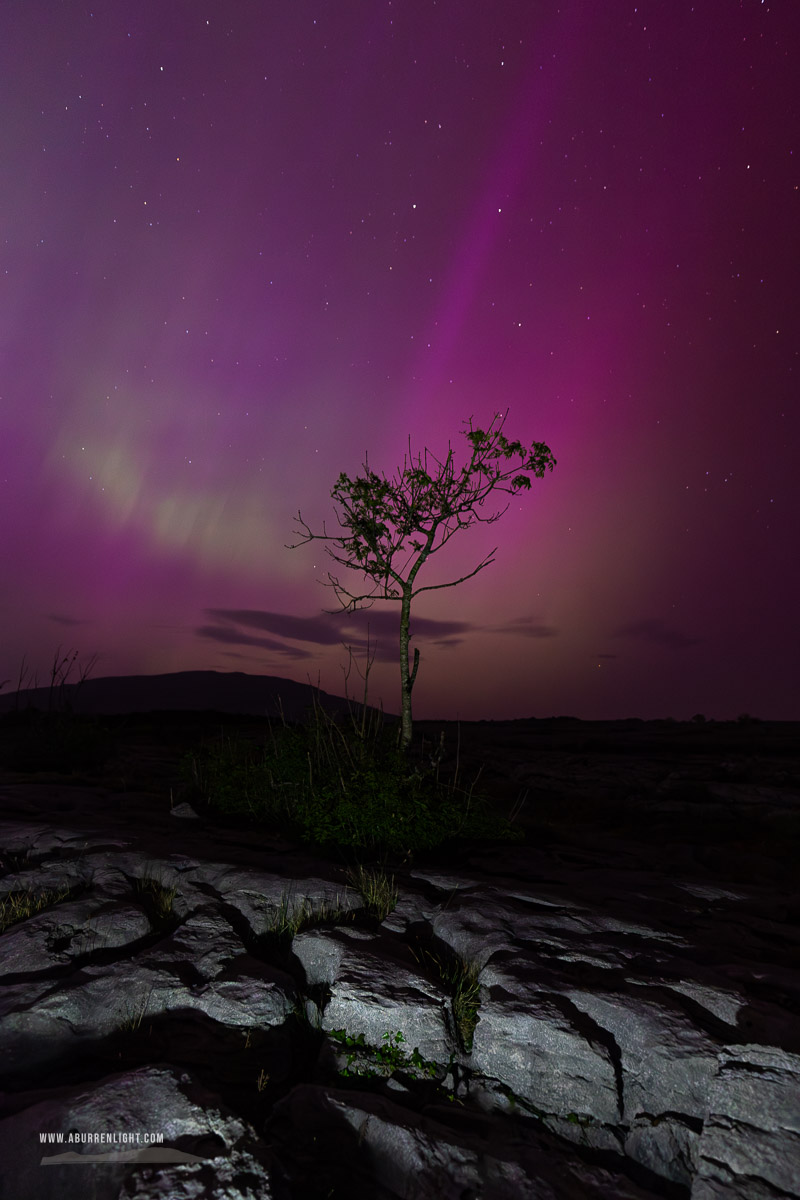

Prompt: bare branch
xmin=411 ymin=549 xmax=497 ymax=596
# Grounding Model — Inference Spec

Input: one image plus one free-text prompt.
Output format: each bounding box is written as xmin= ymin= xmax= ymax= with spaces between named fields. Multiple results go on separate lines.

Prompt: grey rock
xmin=0 ymin=1064 xmax=283 ymax=1200
xmin=472 ymin=972 xmax=623 ymax=1123
xmin=693 ymin=1045 xmax=800 ymax=1199
xmin=295 ymin=926 xmax=452 ymax=1064
xmin=1 ymin=724 xmax=799 ymax=1199
xmin=169 ymin=802 xmax=201 ymax=820
xmin=270 ymin=1083 xmax=664 ymax=1199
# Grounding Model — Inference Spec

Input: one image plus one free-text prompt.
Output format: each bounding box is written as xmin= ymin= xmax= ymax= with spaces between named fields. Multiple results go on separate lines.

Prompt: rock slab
xmin=1 ymin=734 xmax=799 ymax=1199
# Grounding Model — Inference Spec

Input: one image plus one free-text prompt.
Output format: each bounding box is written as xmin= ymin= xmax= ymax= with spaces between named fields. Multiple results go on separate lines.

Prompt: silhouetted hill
xmin=0 ymin=670 xmax=384 ymax=723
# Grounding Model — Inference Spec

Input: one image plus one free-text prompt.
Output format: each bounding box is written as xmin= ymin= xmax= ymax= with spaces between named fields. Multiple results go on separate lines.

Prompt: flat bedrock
xmin=0 ymin=725 xmax=798 ymax=1199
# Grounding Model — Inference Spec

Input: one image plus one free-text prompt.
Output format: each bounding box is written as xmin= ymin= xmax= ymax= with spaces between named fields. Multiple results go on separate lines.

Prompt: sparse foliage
xmin=289 ymin=410 xmax=556 ymax=748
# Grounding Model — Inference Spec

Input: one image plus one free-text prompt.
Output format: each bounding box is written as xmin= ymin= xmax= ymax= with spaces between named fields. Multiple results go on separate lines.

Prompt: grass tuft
xmin=134 ymin=873 xmax=178 ymax=926
xmin=346 ymin=865 xmax=398 ymax=921
xmin=265 ymin=890 xmax=350 ymax=939
xmin=118 ymin=987 xmax=154 ymax=1032
xmin=411 ymin=944 xmax=482 ymax=1052
xmin=0 ymin=886 xmax=72 ymax=934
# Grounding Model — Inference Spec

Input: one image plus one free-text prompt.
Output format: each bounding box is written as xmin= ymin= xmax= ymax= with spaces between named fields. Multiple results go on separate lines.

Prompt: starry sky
xmin=2 ymin=1 xmax=798 ymax=723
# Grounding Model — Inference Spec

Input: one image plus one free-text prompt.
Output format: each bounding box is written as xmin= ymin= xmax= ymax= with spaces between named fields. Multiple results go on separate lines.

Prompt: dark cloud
xmin=205 ymin=608 xmax=348 ymax=647
xmin=47 ymin=614 xmax=85 ymax=627
xmin=595 ymin=653 xmax=618 ymax=660
xmin=201 ymin=609 xmax=559 ymax=669
xmin=203 ymin=608 xmax=475 ymax=660
xmin=196 ymin=623 xmax=313 ymax=659
xmin=614 ymin=620 xmax=699 ymax=649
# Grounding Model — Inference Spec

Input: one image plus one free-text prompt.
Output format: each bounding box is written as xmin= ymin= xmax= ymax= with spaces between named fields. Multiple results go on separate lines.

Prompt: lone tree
xmin=288 ymin=410 xmax=556 ymax=750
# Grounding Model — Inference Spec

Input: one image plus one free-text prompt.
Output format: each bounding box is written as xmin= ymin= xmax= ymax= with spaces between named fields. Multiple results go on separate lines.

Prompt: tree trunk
xmin=398 ymin=587 xmax=418 ymax=750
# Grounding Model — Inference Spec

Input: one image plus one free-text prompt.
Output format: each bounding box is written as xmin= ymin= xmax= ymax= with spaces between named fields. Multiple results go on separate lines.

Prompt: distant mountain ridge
xmin=0 ymin=670 xmax=385 ymax=722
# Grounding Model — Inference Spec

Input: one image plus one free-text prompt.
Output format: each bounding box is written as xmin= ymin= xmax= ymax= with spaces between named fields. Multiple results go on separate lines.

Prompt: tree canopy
xmin=289 ymin=410 xmax=556 ymax=747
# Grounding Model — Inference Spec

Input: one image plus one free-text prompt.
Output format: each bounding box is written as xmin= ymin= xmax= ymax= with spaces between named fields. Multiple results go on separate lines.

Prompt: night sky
xmin=2 ymin=1 xmax=798 ymax=722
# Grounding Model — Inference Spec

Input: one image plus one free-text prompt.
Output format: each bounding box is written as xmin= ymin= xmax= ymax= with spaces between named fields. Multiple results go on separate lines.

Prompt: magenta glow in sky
xmin=2 ymin=1 xmax=798 ymax=721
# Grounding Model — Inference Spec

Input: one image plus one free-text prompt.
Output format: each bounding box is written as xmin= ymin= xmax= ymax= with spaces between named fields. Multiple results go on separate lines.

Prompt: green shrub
xmin=181 ymin=701 xmax=521 ymax=856
xmin=0 ymin=711 xmax=113 ymax=772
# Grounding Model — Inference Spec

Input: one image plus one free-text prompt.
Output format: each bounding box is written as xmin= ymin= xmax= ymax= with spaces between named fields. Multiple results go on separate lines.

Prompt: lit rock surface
xmin=1 ymin=729 xmax=799 ymax=1199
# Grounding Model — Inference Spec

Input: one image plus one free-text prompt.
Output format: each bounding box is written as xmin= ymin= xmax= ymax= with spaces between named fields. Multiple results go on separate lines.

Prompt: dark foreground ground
xmin=2 ymin=707 xmax=796 ymax=881
xmin=1 ymin=667 xmax=796 ymax=884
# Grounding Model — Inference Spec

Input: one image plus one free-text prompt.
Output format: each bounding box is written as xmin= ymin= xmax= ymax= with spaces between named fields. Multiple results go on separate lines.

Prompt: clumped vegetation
xmin=0 ymin=885 xmax=72 ymax=933
xmin=118 ymin=987 xmax=154 ymax=1033
xmin=0 ymin=648 xmax=113 ymax=771
xmin=329 ymin=1028 xmax=443 ymax=1083
xmin=133 ymin=873 xmax=178 ymax=929
xmin=345 ymin=864 xmax=398 ymax=921
xmin=181 ymin=688 xmax=521 ymax=856
xmin=2 ymin=646 xmax=522 ymax=857
xmin=264 ymin=890 xmax=352 ymax=940
xmin=411 ymin=942 xmax=482 ymax=1051
xmin=1 ymin=712 xmax=115 ymax=772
